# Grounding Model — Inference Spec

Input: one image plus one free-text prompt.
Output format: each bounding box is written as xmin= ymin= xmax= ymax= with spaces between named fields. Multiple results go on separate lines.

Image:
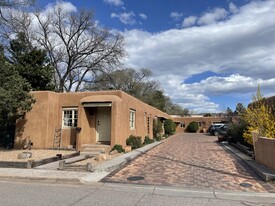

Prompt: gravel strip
xmin=0 ymin=149 xmax=76 ymax=162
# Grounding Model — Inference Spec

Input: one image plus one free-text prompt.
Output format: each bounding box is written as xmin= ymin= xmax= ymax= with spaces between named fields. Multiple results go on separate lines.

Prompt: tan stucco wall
xmin=15 ymin=90 xmax=170 ymax=151
xmin=173 ymin=117 xmax=228 ymax=133
xmin=15 ymin=92 xmax=60 ymax=149
xmin=254 ymin=137 xmax=275 ymax=172
xmin=114 ymin=92 xmax=170 ymax=146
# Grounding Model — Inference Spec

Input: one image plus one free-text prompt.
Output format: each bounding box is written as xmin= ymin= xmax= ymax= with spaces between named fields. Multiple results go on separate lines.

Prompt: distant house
xmin=172 ymin=116 xmax=228 ymax=133
xmin=15 ymin=90 xmax=170 ymax=151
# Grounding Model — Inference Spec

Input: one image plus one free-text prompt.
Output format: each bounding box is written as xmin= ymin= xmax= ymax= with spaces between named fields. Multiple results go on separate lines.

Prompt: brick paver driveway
xmin=102 ymin=133 xmax=272 ymax=192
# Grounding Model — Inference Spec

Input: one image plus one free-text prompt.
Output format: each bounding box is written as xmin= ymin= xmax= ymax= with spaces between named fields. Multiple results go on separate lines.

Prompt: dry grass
xmin=0 ymin=149 xmax=76 ymax=162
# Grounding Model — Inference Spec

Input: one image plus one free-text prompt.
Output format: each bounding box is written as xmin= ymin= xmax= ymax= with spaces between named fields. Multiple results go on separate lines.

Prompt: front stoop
xmin=81 ymin=144 xmax=111 ymax=157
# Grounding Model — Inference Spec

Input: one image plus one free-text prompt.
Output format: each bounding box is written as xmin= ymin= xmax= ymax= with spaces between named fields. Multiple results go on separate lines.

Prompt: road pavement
xmin=0 ymin=180 xmax=275 ymax=206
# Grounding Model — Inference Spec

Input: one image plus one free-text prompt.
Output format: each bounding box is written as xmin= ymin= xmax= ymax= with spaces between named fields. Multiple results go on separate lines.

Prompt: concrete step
xmin=82 ymin=148 xmax=106 ymax=153
xmin=82 ymin=144 xmax=110 ymax=149
xmin=65 ymin=155 xmax=87 ymax=164
xmin=81 ymin=144 xmax=111 ymax=154
xmin=62 ymin=165 xmax=87 ymax=172
xmin=80 ymin=151 xmax=101 ymax=157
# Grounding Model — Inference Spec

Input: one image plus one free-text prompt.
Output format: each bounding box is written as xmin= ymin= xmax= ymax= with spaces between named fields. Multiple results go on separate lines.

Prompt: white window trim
xmin=62 ymin=108 xmax=78 ymax=128
xmin=130 ymin=109 xmax=136 ymax=129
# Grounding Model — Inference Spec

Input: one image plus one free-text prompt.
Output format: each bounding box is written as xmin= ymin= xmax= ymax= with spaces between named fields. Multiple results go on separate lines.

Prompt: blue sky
xmin=37 ymin=0 xmax=275 ymax=113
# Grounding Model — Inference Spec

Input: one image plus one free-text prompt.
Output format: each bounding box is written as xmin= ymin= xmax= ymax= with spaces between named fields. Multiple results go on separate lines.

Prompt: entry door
xmin=96 ymin=108 xmax=111 ymax=142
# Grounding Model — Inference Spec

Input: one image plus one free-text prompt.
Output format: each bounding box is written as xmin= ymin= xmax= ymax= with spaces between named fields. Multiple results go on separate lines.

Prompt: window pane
xmin=130 ymin=110 xmax=135 ymax=129
xmin=63 ymin=109 xmax=78 ymax=128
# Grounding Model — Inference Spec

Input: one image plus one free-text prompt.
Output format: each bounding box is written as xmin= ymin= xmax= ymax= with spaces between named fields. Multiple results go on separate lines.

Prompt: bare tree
xmin=0 ymin=0 xmax=35 ymax=21
xmin=2 ymin=2 xmax=125 ymax=92
xmin=85 ymin=68 xmax=158 ymax=96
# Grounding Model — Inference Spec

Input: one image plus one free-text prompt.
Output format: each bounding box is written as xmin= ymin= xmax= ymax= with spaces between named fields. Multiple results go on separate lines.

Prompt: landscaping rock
xmin=109 ymin=150 xmax=119 ymax=155
xmin=94 ymin=154 xmax=107 ymax=162
xmin=17 ymin=152 xmax=32 ymax=159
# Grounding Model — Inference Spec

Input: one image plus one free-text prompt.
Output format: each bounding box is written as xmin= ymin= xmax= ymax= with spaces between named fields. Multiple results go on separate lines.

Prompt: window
xmin=180 ymin=122 xmax=185 ymax=128
xmin=130 ymin=109 xmax=135 ymax=129
xmin=144 ymin=112 xmax=147 ymax=127
xmin=62 ymin=108 xmax=78 ymax=128
xmin=147 ymin=116 xmax=150 ymax=134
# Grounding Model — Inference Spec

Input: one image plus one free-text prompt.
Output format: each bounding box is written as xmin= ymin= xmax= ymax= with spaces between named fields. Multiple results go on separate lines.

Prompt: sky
xmin=37 ymin=0 xmax=275 ymax=113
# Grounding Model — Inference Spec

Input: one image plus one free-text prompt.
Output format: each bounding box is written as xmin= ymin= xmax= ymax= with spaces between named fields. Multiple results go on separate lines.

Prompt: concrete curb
xmin=0 ymin=175 xmax=81 ymax=184
xmin=221 ymin=142 xmax=275 ymax=182
xmin=101 ymin=183 xmax=275 ymax=203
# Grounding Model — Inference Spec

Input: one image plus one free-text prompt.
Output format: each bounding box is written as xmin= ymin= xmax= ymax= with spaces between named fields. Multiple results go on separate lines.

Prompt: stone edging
xmin=0 ymin=152 xmax=80 ymax=169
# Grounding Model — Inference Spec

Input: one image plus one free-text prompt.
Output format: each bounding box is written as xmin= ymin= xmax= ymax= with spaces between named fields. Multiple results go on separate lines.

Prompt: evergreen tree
xmin=9 ymin=32 xmax=54 ymax=91
xmin=0 ymin=46 xmax=35 ymax=147
xmin=235 ymin=103 xmax=246 ymax=116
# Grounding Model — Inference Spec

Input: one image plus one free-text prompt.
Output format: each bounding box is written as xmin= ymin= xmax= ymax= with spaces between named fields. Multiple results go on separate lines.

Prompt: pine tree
xmin=10 ymin=32 xmax=54 ymax=91
xmin=0 ymin=46 xmax=35 ymax=147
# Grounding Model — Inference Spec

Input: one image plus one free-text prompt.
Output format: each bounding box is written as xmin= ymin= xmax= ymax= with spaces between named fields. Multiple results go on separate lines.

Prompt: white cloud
xmin=170 ymin=12 xmax=183 ymax=21
xmin=183 ymin=74 xmax=275 ymax=96
xmin=182 ymin=16 xmax=198 ymax=27
xmin=44 ymin=1 xmax=77 ymax=14
xmin=139 ymin=13 xmax=147 ymax=20
xmin=123 ymin=0 xmax=275 ymax=112
xmin=229 ymin=2 xmax=239 ymax=14
xmin=111 ymin=11 xmax=136 ymax=25
xmin=103 ymin=0 xmax=124 ymax=6
xmin=197 ymin=8 xmax=228 ymax=25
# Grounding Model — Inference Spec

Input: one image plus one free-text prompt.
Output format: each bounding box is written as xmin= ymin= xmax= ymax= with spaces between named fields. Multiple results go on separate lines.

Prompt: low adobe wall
xmin=253 ymin=136 xmax=275 ymax=172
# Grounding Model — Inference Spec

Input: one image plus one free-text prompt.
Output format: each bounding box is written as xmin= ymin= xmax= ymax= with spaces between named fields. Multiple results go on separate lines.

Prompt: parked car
xmin=208 ymin=123 xmax=224 ymax=133
xmin=209 ymin=124 xmax=228 ymax=136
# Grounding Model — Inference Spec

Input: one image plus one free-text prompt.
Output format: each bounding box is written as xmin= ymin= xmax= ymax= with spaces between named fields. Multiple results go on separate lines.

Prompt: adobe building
xmin=15 ymin=90 xmax=170 ymax=151
xmin=173 ymin=115 xmax=228 ymax=133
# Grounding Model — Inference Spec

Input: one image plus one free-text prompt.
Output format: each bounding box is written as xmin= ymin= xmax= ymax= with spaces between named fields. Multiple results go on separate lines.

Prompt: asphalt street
xmin=0 ymin=180 xmax=275 ymax=206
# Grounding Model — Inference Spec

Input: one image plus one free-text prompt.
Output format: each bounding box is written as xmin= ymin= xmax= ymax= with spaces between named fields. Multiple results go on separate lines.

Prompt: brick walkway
xmin=102 ymin=133 xmax=272 ymax=192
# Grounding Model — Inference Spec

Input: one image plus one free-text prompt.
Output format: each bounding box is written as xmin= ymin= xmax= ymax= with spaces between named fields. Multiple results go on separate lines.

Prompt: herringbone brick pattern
xmin=103 ymin=133 xmax=271 ymax=192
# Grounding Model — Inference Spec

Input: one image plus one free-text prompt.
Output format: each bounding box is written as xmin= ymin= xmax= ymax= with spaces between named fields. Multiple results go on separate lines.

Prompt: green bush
xmin=187 ymin=121 xmax=199 ymax=133
xmin=143 ymin=136 xmax=154 ymax=145
xmin=154 ymin=134 xmax=162 ymax=141
xmin=126 ymin=135 xmax=142 ymax=149
xmin=164 ymin=119 xmax=176 ymax=135
xmin=110 ymin=144 xmax=125 ymax=153
xmin=227 ymin=120 xmax=247 ymax=144
xmin=153 ymin=119 xmax=163 ymax=138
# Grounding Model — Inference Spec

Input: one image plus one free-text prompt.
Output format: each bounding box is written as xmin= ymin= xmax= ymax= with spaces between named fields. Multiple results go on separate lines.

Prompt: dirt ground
xmin=72 ymin=153 xmax=122 ymax=166
xmin=0 ymin=149 xmax=76 ymax=162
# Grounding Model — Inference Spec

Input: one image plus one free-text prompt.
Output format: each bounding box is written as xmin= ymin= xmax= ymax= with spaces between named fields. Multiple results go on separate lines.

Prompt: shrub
xmin=187 ymin=121 xmax=199 ymax=133
xmin=227 ymin=120 xmax=247 ymax=144
xmin=164 ymin=119 xmax=176 ymax=135
xmin=126 ymin=135 xmax=142 ymax=149
xmin=243 ymin=87 xmax=275 ymax=145
xmin=110 ymin=144 xmax=125 ymax=153
xmin=143 ymin=136 xmax=154 ymax=145
xmin=154 ymin=134 xmax=162 ymax=141
xmin=153 ymin=119 xmax=163 ymax=138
